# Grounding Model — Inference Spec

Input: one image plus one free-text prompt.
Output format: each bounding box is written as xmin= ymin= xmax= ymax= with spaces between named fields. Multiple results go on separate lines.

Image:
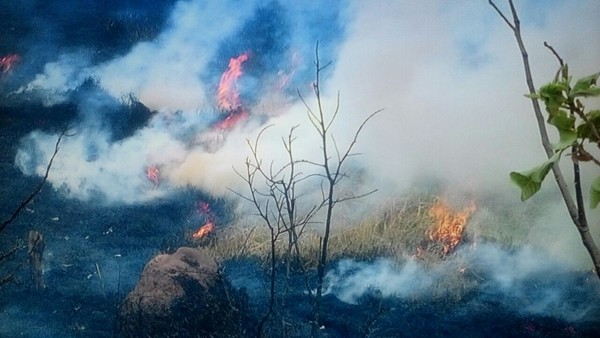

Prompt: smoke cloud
xmin=328 ymin=1 xmax=600 ymax=195
xmin=11 ymin=0 xmax=349 ymax=204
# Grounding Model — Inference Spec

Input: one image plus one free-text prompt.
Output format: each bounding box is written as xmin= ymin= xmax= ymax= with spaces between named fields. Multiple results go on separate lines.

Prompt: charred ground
xmin=1 ymin=110 xmax=600 ymax=337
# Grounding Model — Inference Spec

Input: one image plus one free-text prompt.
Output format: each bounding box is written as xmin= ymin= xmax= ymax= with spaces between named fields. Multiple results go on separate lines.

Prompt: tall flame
xmin=217 ymin=53 xmax=249 ymax=110
xmin=0 ymin=54 xmax=20 ymax=73
xmin=427 ymin=199 xmax=476 ymax=255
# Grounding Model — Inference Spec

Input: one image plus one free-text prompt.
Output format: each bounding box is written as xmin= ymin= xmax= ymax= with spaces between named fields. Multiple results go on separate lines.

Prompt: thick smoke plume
xmin=11 ymin=0 xmax=349 ymax=203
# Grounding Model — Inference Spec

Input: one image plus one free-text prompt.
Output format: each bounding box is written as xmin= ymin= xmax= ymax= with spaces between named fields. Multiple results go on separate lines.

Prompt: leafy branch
xmin=490 ymin=0 xmax=600 ymax=279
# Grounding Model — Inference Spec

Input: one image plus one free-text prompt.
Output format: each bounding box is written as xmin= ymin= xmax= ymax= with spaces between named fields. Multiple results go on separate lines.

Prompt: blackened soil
xmin=2 ymin=112 xmax=600 ymax=338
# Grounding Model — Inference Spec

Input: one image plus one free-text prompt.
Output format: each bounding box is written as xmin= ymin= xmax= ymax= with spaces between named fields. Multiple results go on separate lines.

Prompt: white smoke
xmin=327 ymin=1 xmax=600 ymax=196
xmin=13 ymin=0 xmax=350 ymax=204
xmin=94 ymin=0 xmax=261 ymax=112
xmin=323 ymin=258 xmax=434 ymax=304
xmin=324 ymin=243 xmax=600 ymax=321
xmin=15 ymin=52 xmax=92 ymax=106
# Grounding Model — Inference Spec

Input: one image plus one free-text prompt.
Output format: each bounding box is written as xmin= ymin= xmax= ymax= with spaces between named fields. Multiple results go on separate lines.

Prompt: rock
xmin=118 ymin=247 xmax=244 ymax=337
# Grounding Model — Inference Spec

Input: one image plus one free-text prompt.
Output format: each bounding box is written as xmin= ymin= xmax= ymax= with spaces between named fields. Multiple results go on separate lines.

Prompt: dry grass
xmin=190 ymin=192 xmax=536 ymax=301
xmin=200 ymin=194 xmax=450 ymax=268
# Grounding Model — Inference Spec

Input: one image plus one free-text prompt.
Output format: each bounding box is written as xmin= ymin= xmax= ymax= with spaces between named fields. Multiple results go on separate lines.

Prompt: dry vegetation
xmin=198 ymin=193 xmax=481 ymax=269
xmin=189 ymin=191 xmax=547 ymax=304
xmin=189 ymin=192 xmax=499 ymax=303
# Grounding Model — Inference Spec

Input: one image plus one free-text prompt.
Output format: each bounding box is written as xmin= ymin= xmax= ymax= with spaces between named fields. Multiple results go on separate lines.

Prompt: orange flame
xmin=0 ymin=54 xmax=20 ymax=73
xmin=146 ymin=165 xmax=160 ymax=188
xmin=427 ymin=199 xmax=476 ymax=255
xmin=192 ymin=222 xmax=215 ymax=239
xmin=217 ymin=53 xmax=249 ymax=110
xmin=214 ymin=107 xmax=249 ymax=131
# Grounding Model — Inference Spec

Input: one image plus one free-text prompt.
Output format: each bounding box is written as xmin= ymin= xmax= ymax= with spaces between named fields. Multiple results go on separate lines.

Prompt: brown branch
xmin=491 ymin=0 xmax=578 ymax=218
xmin=575 ymin=146 xmax=600 ymax=166
xmin=0 ymin=274 xmax=15 ymax=288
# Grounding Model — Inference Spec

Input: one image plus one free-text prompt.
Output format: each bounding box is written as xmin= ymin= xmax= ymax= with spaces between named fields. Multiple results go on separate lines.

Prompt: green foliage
xmin=572 ymin=72 xmax=600 ymax=97
xmin=577 ymin=110 xmax=600 ymax=141
xmin=513 ymin=65 xmax=600 ymax=207
xmin=548 ymin=113 xmax=577 ymax=150
xmin=510 ymin=151 xmax=561 ymax=201
xmin=591 ymin=177 xmax=600 ymax=209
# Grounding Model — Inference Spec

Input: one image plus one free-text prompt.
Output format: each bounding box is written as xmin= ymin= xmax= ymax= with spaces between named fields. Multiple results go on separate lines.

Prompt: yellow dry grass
xmin=201 ymin=194 xmax=445 ymax=268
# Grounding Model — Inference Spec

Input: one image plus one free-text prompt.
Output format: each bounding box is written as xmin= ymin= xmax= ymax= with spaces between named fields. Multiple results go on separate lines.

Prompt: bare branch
xmin=543 ymin=42 xmax=564 ymax=67
xmin=488 ymin=0 xmax=515 ymax=30
xmin=325 ymin=91 xmax=341 ymax=133
xmin=337 ymin=109 xmax=383 ymax=169
xmin=334 ymin=189 xmax=378 ymax=205
xmin=1 ymin=125 xmax=70 ymax=233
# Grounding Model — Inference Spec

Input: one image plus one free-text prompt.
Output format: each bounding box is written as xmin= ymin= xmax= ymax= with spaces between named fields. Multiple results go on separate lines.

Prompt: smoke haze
xmin=324 ymin=243 xmax=600 ymax=322
xmin=4 ymin=1 xmax=600 ymax=275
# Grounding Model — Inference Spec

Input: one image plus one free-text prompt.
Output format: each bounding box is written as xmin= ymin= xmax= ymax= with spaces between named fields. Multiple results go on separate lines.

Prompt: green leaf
xmin=576 ymin=110 xmax=600 ymax=141
xmin=553 ymin=129 xmax=577 ymax=150
xmin=548 ymin=111 xmax=575 ymax=129
xmin=548 ymin=113 xmax=577 ymax=150
xmin=587 ymin=110 xmax=600 ymax=119
xmin=525 ymin=93 xmax=541 ymax=99
xmin=510 ymin=152 xmax=562 ymax=201
xmin=539 ymin=83 xmax=568 ymax=116
xmin=571 ymin=87 xmax=600 ymax=98
xmin=510 ymin=172 xmax=542 ymax=201
xmin=573 ymin=72 xmax=599 ymax=92
xmin=591 ymin=176 xmax=600 ymax=209
xmin=571 ymin=72 xmax=600 ymax=98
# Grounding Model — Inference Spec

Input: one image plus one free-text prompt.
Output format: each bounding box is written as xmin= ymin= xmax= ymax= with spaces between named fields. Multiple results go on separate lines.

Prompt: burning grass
xmin=203 ymin=193 xmax=477 ymax=269
xmin=196 ymin=193 xmax=487 ymax=304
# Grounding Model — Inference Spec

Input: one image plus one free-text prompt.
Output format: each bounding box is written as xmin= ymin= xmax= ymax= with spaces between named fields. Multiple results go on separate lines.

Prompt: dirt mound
xmin=118 ymin=247 xmax=244 ymax=337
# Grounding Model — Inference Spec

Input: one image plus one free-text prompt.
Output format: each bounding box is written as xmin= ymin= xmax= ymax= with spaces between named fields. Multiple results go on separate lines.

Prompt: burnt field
xmin=2 ymin=1 xmax=600 ymax=337
xmin=1 ymin=112 xmax=600 ymax=337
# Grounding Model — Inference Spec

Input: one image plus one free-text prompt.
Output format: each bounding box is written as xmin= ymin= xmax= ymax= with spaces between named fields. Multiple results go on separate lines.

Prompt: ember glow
xmin=146 ymin=165 xmax=160 ymax=189
xmin=0 ymin=54 xmax=20 ymax=73
xmin=197 ymin=201 xmax=211 ymax=215
xmin=427 ymin=200 xmax=476 ymax=255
